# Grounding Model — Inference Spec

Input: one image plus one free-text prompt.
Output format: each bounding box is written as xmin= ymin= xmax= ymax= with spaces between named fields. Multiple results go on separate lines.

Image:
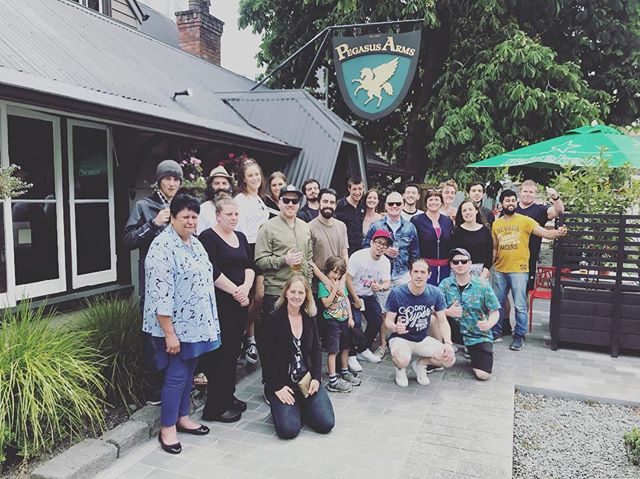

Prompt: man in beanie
xmin=123 ymin=159 xmax=183 ymax=404
xmin=197 ymin=165 xmax=234 ymax=235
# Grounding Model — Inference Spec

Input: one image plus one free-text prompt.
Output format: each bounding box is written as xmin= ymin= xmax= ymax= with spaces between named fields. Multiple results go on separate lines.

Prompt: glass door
xmin=68 ymin=120 xmax=116 ymax=288
xmin=5 ymin=107 xmax=65 ymax=301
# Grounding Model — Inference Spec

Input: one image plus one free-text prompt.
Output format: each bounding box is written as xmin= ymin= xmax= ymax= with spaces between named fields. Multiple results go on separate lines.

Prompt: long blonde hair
xmin=274 ymin=275 xmax=317 ymax=317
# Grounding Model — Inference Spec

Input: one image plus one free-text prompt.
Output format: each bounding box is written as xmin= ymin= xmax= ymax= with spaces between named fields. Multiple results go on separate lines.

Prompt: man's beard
xmin=503 ymin=206 xmax=516 ymax=215
xmin=320 ymin=207 xmax=334 ymax=219
xmin=307 ymin=194 xmax=318 ymax=202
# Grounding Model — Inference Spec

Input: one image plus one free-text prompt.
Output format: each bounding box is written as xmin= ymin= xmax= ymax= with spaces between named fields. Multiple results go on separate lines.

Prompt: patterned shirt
xmin=439 ymin=276 xmax=500 ymax=346
xmin=143 ymin=225 xmax=221 ymax=344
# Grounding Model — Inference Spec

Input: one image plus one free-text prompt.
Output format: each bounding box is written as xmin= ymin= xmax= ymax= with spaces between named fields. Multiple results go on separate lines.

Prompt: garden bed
xmin=514 ymin=392 xmax=640 ymax=479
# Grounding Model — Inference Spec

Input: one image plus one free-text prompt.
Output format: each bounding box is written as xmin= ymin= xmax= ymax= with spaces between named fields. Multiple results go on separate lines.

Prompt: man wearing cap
xmin=255 ymin=184 xmax=314 ymax=314
xmin=345 ymin=230 xmax=392 ymax=372
xmin=123 ymin=159 xmax=183 ymax=405
xmin=297 ymin=178 xmax=321 ymax=223
xmin=439 ymin=248 xmax=500 ymax=380
xmin=384 ymin=258 xmax=456 ymax=387
xmin=196 ymin=165 xmax=234 ymax=235
xmin=363 ymin=191 xmax=420 ymax=360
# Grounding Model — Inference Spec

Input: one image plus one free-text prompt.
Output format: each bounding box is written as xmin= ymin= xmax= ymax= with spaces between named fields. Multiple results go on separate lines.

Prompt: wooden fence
xmin=550 ymin=213 xmax=640 ymax=357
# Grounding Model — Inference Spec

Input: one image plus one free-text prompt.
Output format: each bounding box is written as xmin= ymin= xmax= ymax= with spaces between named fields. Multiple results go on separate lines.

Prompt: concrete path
xmin=96 ymin=303 xmax=640 ymax=479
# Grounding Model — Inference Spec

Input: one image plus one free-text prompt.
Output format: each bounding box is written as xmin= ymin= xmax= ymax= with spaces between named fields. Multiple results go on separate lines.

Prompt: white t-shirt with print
xmin=347 ymin=248 xmax=391 ymax=297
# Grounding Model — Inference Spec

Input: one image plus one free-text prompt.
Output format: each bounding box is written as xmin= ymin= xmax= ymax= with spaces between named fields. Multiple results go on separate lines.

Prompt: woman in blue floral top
xmin=143 ymin=194 xmax=221 ymax=454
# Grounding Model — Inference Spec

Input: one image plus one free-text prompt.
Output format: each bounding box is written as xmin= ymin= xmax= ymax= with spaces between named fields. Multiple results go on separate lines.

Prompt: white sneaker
xmin=411 ymin=360 xmax=430 ymax=386
xmin=348 ymin=356 xmax=363 ymax=372
xmin=395 ymin=368 xmax=409 ymax=387
xmin=356 ymin=349 xmax=382 ymax=363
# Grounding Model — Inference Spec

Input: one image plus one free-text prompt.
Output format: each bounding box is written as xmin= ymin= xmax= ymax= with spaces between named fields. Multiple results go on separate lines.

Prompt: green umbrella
xmin=468 ymin=125 xmax=640 ymax=169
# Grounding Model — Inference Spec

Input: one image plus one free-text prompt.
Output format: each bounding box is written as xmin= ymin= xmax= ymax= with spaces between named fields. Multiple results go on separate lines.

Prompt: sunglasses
xmin=386 ymin=202 xmax=402 ymax=207
xmin=281 ymin=197 xmax=300 ymax=205
xmin=373 ymin=240 xmax=390 ymax=248
xmin=451 ymin=259 xmax=470 ymax=265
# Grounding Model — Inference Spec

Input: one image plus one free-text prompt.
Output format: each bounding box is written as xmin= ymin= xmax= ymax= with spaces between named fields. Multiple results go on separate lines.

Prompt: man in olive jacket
xmin=255 ymin=185 xmax=313 ymax=315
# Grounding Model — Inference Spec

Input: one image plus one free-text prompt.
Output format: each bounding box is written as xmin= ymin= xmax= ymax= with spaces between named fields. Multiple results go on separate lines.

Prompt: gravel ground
xmin=514 ymin=392 xmax=640 ymax=479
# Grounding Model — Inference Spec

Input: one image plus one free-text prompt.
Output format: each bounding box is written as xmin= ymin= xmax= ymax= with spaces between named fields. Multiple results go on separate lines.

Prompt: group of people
xmin=124 ymin=157 xmax=567 ymax=454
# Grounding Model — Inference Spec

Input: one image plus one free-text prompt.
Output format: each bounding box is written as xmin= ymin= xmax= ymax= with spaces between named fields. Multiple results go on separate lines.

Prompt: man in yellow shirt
xmin=491 ymin=189 xmax=567 ymax=351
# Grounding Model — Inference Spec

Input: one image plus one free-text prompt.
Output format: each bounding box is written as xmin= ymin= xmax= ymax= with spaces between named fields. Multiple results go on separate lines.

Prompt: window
xmin=5 ymin=107 xmax=65 ymax=300
xmin=68 ymin=121 xmax=116 ymax=288
xmin=72 ymin=0 xmax=102 ymax=13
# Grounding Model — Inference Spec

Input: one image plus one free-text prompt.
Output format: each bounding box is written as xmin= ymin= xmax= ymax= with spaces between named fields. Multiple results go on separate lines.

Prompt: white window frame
xmin=4 ymin=106 xmax=66 ymax=304
xmin=342 ymin=136 xmax=368 ymax=190
xmin=67 ymin=120 xmax=116 ymax=289
xmin=75 ymin=0 xmax=104 ymax=13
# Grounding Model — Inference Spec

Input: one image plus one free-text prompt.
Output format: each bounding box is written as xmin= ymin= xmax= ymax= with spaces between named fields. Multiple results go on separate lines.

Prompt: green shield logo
xmin=333 ymin=31 xmax=421 ymax=120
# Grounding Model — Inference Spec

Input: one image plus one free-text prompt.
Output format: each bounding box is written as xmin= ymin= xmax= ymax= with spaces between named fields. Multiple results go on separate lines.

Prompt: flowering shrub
xmin=0 ymin=164 xmax=31 ymax=199
xmin=179 ymin=156 xmax=206 ymax=197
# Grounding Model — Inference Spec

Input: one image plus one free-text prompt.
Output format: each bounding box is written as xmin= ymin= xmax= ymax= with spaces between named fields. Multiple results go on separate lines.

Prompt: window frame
xmin=67 ymin=119 xmax=116 ymax=289
xmin=75 ymin=0 xmax=104 ymax=13
xmin=3 ymin=106 xmax=67 ymax=305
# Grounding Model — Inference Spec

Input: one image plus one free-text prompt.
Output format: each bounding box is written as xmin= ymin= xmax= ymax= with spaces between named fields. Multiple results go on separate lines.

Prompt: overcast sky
xmin=143 ymin=0 xmax=264 ymax=79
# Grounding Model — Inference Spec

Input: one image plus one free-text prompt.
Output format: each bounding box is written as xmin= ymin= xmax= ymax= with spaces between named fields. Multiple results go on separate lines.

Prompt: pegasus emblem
xmin=352 ymin=57 xmax=399 ymax=108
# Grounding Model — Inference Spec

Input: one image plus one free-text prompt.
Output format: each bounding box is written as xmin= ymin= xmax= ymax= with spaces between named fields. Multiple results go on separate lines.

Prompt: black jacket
xmin=259 ymin=307 xmax=322 ymax=394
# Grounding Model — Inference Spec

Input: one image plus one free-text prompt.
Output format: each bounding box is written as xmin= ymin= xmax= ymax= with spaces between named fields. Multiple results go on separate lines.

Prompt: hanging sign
xmin=332 ymin=30 xmax=421 ymax=120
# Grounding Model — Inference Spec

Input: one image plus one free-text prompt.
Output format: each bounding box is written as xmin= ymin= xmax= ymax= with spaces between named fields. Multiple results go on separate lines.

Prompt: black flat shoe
xmin=202 ymin=408 xmax=242 ymax=423
xmin=232 ymin=397 xmax=248 ymax=412
xmin=158 ymin=431 xmax=182 ymax=454
xmin=176 ymin=424 xmax=210 ymax=436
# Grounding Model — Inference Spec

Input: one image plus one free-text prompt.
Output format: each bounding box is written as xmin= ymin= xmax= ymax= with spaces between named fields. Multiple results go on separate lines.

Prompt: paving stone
xmin=130 ymin=406 xmax=161 ymax=436
xmin=102 ymin=420 xmax=149 ymax=457
xmin=31 ymin=439 xmax=117 ymax=479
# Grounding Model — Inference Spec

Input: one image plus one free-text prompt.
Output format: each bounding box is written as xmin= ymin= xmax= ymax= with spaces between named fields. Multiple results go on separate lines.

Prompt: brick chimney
xmin=175 ymin=0 xmax=224 ymax=65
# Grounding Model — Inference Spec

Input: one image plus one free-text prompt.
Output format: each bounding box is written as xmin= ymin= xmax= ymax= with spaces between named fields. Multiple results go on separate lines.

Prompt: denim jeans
xmin=268 ymin=385 xmax=335 ymax=439
xmin=491 ymin=271 xmax=528 ymax=338
xmin=160 ymin=355 xmax=198 ymax=427
xmin=350 ymin=295 xmax=383 ymax=353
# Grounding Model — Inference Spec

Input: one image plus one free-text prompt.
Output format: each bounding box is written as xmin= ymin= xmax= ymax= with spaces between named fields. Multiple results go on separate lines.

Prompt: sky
xmin=142 ymin=0 xmax=264 ymax=79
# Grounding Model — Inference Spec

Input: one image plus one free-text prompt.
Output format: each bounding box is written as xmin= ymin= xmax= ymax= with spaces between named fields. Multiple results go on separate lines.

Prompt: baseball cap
xmin=448 ymin=248 xmax=471 ymax=261
xmin=372 ymin=229 xmax=393 ymax=245
xmin=279 ymin=184 xmax=304 ymax=198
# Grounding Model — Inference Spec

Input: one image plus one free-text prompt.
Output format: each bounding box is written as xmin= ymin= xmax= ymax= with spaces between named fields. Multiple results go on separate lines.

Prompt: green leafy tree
xmin=239 ymin=0 xmax=639 ymax=181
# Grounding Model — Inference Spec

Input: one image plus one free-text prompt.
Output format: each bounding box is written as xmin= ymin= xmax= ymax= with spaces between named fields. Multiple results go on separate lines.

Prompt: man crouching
xmin=384 ymin=259 xmax=456 ymax=387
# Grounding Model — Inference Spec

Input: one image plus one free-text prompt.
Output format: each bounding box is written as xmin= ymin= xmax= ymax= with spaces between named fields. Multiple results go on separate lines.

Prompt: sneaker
xmin=510 ymin=335 xmax=525 ymax=351
xmin=373 ymin=345 xmax=388 ymax=360
xmin=327 ymin=378 xmax=353 ymax=393
xmin=356 ymin=349 xmax=382 ymax=363
xmin=426 ymin=365 xmax=443 ymax=374
xmin=348 ymin=356 xmax=363 ymax=372
xmin=245 ymin=343 xmax=258 ymax=364
xmin=411 ymin=360 xmax=430 ymax=386
xmin=341 ymin=371 xmax=361 ymax=386
xmin=493 ymin=336 xmax=504 ymax=343
xmin=463 ymin=347 xmax=471 ymax=360
xmin=395 ymin=368 xmax=409 ymax=387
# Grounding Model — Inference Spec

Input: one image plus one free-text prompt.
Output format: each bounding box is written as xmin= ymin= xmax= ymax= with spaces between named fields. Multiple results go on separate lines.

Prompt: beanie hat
xmin=156 ymin=160 xmax=183 ymax=182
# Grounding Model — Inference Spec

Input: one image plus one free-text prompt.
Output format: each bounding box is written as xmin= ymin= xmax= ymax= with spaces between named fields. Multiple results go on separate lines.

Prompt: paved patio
xmin=96 ymin=302 xmax=640 ymax=479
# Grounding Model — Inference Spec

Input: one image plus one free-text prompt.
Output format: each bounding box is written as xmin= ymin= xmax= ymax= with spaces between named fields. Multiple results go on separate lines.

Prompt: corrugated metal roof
xmin=139 ymin=3 xmax=179 ymax=48
xmin=0 ymin=0 xmax=284 ymax=148
xmin=222 ymin=90 xmax=362 ymax=188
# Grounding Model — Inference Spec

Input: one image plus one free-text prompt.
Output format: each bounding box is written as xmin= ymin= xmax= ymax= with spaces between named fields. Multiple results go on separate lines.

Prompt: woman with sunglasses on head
xmin=451 ymin=200 xmax=493 ymax=282
xmin=362 ymin=189 xmax=383 ymax=236
xmin=234 ymin=159 xmax=269 ymax=365
xmin=410 ymin=188 xmax=454 ymax=286
xmin=264 ymin=171 xmax=287 ymax=218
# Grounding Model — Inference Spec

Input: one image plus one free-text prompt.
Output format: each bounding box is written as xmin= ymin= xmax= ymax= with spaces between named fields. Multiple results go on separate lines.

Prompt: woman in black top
xmin=198 ymin=197 xmax=255 ymax=423
xmin=260 ymin=275 xmax=335 ymax=439
xmin=451 ymin=199 xmax=493 ymax=281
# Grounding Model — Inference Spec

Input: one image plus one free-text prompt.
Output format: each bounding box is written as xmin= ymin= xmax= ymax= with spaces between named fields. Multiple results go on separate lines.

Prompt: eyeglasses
xmin=281 ymin=197 xmax=300 ymax=205
xmin=386 ymin=202 xmax=402 ymax=207
xmin=427 ymin=188 xmax=442 ymax=193
xmin=373 ymin=240 xmax=390 ymax=249
xmin=451 ymin=259 xmax=470 ymax=265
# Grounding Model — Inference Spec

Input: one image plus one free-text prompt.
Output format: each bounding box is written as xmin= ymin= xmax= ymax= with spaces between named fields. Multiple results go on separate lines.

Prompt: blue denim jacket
xmin=143 ymin=225 xmax=221 ymax=345
xmin=363 ymin=216 xmax=420 ymax=280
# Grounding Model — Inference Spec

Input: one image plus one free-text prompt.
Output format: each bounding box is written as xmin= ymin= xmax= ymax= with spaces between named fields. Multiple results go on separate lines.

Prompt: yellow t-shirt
xmin=492 ymin=213 xmax=537 ymax=273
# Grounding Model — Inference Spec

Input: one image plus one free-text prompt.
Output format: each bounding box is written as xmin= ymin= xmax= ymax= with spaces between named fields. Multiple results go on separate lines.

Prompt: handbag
xmin=297 ymin=372 xmax=312 ymax=398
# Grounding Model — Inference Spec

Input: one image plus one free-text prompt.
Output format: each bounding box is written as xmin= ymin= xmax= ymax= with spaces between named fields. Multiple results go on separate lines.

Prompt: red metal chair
xmin=528 ymin=266 xmax=555 ymax=332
